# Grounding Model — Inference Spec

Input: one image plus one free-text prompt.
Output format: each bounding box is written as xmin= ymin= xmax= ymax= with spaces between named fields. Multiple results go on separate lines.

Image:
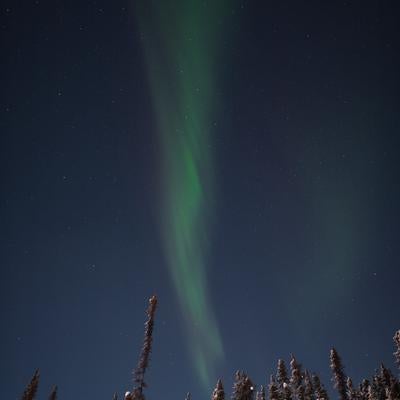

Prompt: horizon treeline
xmin=20 ymin=296 xmax=400 ymax=400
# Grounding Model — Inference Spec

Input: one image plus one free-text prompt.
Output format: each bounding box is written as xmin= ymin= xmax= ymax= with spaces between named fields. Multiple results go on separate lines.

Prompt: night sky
xmin=1 ymin=1 xmax=400 ymax=399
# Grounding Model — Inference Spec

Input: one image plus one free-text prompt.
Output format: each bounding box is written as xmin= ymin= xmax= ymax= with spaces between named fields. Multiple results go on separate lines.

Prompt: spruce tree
xmin=290 ymin=355 xmax=303 ymax=400
xmin=371 ymin=374 xmax=386 ymax=400
xmin=48 ymin=386 xmax=57 ymax=400
xmin=212 ymin=379 xmax=225 ymax=400
xmin=367 ymin=384 xmax=375 ymax=400
xmin=21 ymin=369 xmax=40 ymax=400
xmin=277 ymin=360 xmax=289 ymax=388
xmin=346 ymin=377 xmax=356 ymax=400
xmin=312 ymin=374 xmax=329 ymax=400
xmin=330 ymin=348 xmax=347 ymax=400
xmin=379 ymin=363 xmax=391 ymax=388
xmin=232 ymin=371 xmax=254 ymax=400
xmin=394 ymin=331 xmax=400 ymax=370
xmin=131 ymin=295 xmax=158 ymax=400
xmin=268 ymin=375 xmax=280 ymax=400
xmin=303 ymin=371 xmax=314 ymax=400
xmin=277 ymin=359 xmax=292 ymax=400
xmin=358 ymin=379 xmax=370 ymax=400
xmin=297 ymin=385 xmax=305 ymax=400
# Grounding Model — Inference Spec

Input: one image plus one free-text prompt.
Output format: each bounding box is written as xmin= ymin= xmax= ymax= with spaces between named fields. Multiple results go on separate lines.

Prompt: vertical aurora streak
xmin=135 ymin=1 xmax=229 ymax=388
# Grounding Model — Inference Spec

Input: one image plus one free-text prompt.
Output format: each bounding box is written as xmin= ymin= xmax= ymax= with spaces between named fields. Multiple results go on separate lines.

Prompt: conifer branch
xmin=393 ymin=330 xmax=400 ymax=369
xmin=346 ymin=377 xmax=356 ymax=400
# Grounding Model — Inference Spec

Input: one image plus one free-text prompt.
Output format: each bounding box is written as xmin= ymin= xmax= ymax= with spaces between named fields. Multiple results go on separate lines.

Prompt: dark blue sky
xmin=1 ymin=1 xmax=399 ymax=399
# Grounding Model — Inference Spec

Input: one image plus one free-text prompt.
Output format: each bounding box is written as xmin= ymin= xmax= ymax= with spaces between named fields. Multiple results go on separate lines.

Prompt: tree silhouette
xmin=346 ymin=377 xmax=356 ymax=400
xmin=312 ymin=374 xmax=329 ymax=400
xmin=48 ymin=386 xmax=57 ymax=400
xmin=290 ymin=355 xmax=303 ymax=400
xmin=130 ymin=295 xmax=158 ymax=400
xmin=394 ymin=330 xmax=400 ymax=369
xmin=212 ymin=379 xmax=225 ymax=400
xmin=330 ymin=348 xmax=347 ymax=400
xmin=21 ymin=369 xmax=40 ymax=400
xmin=303 ymin=371 xmax=314 ymax=400
xmin=232 ymin=371 xmax=254 ymax=400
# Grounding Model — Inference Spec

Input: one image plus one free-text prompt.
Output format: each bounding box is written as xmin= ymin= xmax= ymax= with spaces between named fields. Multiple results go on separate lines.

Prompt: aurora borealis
xmin=2 ymin=1 xmax=400 ymax=399
xmin=135 ymin=1 xmax=228 ymax=387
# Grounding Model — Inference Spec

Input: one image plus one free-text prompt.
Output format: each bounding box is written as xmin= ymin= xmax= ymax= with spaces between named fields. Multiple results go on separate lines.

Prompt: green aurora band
xmin=135 ymin=2 xmax=230 ymax=388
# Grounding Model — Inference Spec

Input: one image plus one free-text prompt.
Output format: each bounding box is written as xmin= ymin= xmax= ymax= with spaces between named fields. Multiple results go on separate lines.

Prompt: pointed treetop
xmin=330 ymin=348 xmax=347 ymax=400
xmin=212 ymin=379 xmax=225 ymax=400
xmin=48 ymin=385 xmax=57 ymax=400
xmin=290 ymin=354 xmax=302 ymax=389
xmin=303 ymin=370 xmax=314 ymax=400
xmin=22 ymin=369 xmax=40 ymax=400
xmin=133 ymin=295 xmax=158 ymax=398
xmin=232 ymin=371 xmax=254 ymax=400
xmin=268 ymin=375 xmax=279 ymax=400
xmin=277 ymin=359 xmax=289 ymax=387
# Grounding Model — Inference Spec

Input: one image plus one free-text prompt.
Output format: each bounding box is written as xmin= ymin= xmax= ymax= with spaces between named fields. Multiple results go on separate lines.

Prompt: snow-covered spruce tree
xmin=312 ymin=374 xmax=329 ymax=400
xmin=303 ymin=371 xmax=314 ymax=400
xmin=379 ymin=364 xmax=391 ymax=387
xmin=330 ymin=348 xmax=347 ymax=400
xmin=394 ymin=330 xmax=400 ymax=370
xmin=268 ymin=375 xmax=280 ymax=400
xmin=296 ymin=383 xmax=305 ymax=400
xmin=21 ymin=369 xmax=40 ymax=400
xmin=345 ymin=377 xmax=356 ymax=400
xmin=367 ymin=383 xmax=377 ymax=400
xmin=276 ymin=359 xmax=292 ymax=400
xmin=127 ymin=295 xmax=158 ymax=400
xmin=276 ymin=359 xmax=289 ymax=388
xmin=290 ymin=355 xmax=304 ymax=400
xmin=212 ymin=379 xmax=225 ymax=400
xmin=232 ymin=371 xmax=254 ymax=400
xmin=383 ymin=341 xmax=400 ymax=399
xmin=371 ymin=373 xmax=386 ymax=400
xmin=358 ymin=379 xmax=370 ymax=400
